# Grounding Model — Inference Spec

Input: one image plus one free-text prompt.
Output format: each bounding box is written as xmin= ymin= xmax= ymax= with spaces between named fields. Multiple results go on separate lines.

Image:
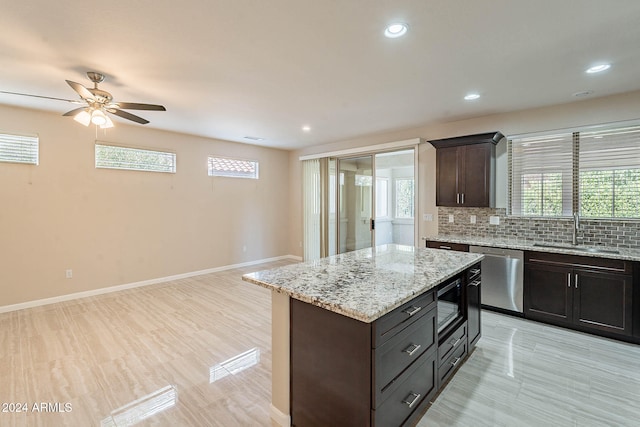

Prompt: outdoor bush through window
xmin=395 ymin=178 xmax=414 ymax=218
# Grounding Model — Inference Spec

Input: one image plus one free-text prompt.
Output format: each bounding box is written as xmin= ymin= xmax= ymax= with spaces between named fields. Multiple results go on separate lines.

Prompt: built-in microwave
xmin=437 ymin=277 xmax=463 ymax=333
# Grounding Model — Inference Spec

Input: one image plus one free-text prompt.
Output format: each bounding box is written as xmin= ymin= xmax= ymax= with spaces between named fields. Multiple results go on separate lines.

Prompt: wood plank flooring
xmin=1 ymin=260 xmax=639 ymax=426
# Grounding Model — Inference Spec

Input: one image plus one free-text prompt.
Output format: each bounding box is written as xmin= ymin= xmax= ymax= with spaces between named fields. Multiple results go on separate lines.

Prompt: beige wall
xmin=288 ymin=90 xmax=640 ymax=256
xmin=0 ymin=104 xmax=291 ymax=307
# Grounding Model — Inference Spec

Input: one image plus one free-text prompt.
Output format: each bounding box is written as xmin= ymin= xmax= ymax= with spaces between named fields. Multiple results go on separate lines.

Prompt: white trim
xmin=0 ymin=255 xmax=301 ymax=314
xmin=299 ymin=138 xmax=423 ymax=161
xmin=269 ymin=404 xmax=291 ymax=427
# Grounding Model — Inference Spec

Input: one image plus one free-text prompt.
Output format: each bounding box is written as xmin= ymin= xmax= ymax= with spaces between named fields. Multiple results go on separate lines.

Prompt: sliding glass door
xmin=338 ymin=155 xmax=374 ymax=253
xmin=303 ymin=146 xmax=417 ymax=258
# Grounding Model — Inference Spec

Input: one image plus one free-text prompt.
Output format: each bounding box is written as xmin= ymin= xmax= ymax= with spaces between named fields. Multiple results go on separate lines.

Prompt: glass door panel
xmin=338 ymin=155 xmax=373 ymax=253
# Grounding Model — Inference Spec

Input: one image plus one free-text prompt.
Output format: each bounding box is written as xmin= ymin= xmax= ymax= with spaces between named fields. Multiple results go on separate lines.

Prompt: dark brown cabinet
xmin=466 ymin=265 xmax=482 ymax=349
xmin=524 ymin=252 xmax=633 ymax=338
xmin=290 ymin=288 xmax=438 ymax=427
xmin=430 ymin=132 xmax=502 ymax=208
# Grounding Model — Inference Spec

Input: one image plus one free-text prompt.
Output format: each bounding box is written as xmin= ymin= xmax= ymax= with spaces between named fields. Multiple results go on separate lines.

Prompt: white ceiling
xmin=1 ymin=1 xmax=639 ymax=150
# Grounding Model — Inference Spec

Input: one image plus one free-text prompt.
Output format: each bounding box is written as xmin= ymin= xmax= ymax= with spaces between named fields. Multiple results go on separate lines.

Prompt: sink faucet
xmin=572 ymin=212 xmax=580 ymax=245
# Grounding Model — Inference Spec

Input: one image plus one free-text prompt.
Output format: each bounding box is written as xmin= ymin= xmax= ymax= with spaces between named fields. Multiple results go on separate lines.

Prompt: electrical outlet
xmin=470 ymin=215 xmax=476 ymax=224
xmin=489 ymin=215 xmax=500 ymax=225
xmin=423 ymin=213 xmax=433 ymax=221
xmin=65 ymin=269 xmax=73 ymax=279
xmin=448 ymin=214 xmax=454 ymax=223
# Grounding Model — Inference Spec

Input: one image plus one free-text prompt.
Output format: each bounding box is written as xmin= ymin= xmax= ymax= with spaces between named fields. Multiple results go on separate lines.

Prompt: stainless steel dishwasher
xmin=469 ymin=245 xmax=524 ymax=313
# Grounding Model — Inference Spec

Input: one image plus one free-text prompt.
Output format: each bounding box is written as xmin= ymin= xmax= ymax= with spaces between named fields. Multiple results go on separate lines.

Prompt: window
xmin=510 ymin=123 xmax=640 ymax=219
xmin=208 ymin=156 xmax=259 ymax=179
xmin=95 ymin=143 xmax=176 ymax=173
xmin=395 ymin=178 xmax=414 ymax=218
xmin=509 ymin=133 xmax=573 ymax=216
xmin=376 ymin=178 xmax=388 ymax=217
xmin=579 ymin=126 xmax=640 ymax=218
xmin=0 ymin=132 xmax=38 ymax=165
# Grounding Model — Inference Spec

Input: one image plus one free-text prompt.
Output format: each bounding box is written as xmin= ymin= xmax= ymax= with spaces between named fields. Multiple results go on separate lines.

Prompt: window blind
xmin=95 ymin=143 xmax=176 ymax=173
xmin=302 ymin=159 xmax=321 ymax=261
xmin=0 ymin=132 xmax=39 ymax=165
xmin=509 ymin=133 xmax=573 ymax=216
xmin=579 ymin=125 xmax=640 ymax=218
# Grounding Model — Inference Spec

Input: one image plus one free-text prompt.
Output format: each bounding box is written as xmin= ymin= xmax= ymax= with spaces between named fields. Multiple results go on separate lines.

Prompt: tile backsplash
xmin=437 ymin=207 xmax=640 ymax=249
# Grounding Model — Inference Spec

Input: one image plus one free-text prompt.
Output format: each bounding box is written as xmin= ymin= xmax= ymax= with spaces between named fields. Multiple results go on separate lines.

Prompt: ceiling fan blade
xmin=109 ymin=109 xmax=149 ymax=124
xmin=66 ymin=80 xmax=94 ymax=101
xmin=114 ymin=102 xmax=166 ymax=111
xmin=0 ymin=90 xmax=82 ymax=104
xmin=62 ymin=107 xmax=88 ymax=116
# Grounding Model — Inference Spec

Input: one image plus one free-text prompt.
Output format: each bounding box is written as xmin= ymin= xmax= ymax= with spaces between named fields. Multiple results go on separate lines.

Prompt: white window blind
xmin=509 ymin=133 xmax=573 ymax=216
xmin=579 ymin=125 xmax=640 ymax=218
xmin=95 ymin=143 xmax=176 ymax=173
xmin=302 ymin=159 xmax=321 ymax=261
xmin=0 ymin=132 xmax=39 ymax=165
xmin=208 ymin=156 xmax=258 ymax=179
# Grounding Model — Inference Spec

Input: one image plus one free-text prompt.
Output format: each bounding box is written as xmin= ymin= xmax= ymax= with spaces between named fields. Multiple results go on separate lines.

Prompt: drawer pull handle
xmin=439 ymin=245 xmax=452 ymax=250
xmin=469 ymin=280 xmax=481 ymax=287
xmin=450 ymin=337 xmax=461 ymax=347
xmin=403 ymin=343 xmax=422 ymax=356
xmin=470 ymin=268 xmax=480 ymax=275
xmin=451 ymin=357 xmax=462 ymax=368
xmin=403 ymin=306 xmax=422 ymax=316
xmin=402 ymin=392 xmax=421 ymax=408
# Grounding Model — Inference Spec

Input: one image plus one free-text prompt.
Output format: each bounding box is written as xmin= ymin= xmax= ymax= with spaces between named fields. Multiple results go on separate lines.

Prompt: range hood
xmin=429 ymin=131 xmax=504 ymax=149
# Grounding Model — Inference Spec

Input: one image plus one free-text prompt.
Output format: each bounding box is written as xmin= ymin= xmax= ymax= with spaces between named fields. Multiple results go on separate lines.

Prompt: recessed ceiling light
xmin=302 ymin=125 xmax=311 ymax=132
xmin=384 ymin=23 xmax=408 ymax=38
xmin=464 ymin=93 xmax=480 ymax=101
xmin=586 ymin=64 xmax=611 ymax=74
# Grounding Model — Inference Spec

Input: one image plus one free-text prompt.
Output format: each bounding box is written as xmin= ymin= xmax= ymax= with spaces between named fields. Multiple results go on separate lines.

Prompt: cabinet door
xmin=467 ymin=276 xmax=481 ymax=349
xmin=524 ymin=263 xmax=572 ymax=326
xmin=460 ymin=144 xmax=493 ymax=207
xmin=435 ymin=146 xmax=459 ymax=206
xmin=573 ymin=269 xmax=633 ymax=336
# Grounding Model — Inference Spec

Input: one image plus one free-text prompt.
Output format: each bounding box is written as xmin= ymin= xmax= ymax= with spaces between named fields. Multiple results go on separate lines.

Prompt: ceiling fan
xmin=0 ymin=71 xmax=166 ymax=128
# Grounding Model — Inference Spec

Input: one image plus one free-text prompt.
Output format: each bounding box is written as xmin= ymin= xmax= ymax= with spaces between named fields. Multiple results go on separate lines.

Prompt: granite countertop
xmin=242 ymin=244 xmax=483 ymax=323
xmin=427 ymin=235 xmax=640 ymax=261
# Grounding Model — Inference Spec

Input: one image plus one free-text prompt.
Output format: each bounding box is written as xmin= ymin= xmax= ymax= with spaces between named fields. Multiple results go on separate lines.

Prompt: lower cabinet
xmin=524 ymin=251 xmax=633 ymax=337
xmin=290 ymin=265 xmax=482 ymax=426
xmin=466 ymin=265 xmax=482 ymax=348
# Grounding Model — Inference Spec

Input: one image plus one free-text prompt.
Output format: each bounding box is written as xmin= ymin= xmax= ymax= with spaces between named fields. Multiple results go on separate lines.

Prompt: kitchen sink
xmin=533 ymin=243 xmax=620 ymax=254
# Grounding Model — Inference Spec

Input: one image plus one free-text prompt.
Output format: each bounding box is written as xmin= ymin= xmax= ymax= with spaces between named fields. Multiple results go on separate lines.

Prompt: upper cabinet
xmin=430 ymin=132 xmax=503 ymax=208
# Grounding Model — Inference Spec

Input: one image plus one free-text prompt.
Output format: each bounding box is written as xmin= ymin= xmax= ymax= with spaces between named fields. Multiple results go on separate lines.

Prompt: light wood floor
xmin=2 ymin=260 xmax=640 ymax=426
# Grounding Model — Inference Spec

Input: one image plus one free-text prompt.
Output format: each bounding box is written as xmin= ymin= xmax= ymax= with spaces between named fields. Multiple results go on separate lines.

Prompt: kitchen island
xmin=243 ymin=244 xmax=483 ymax=426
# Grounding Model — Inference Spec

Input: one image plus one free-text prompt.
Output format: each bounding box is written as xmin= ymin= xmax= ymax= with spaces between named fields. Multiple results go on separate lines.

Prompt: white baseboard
xmin=0 ymin=254 xmax=300 ymax=314
xmin=269 ymin=404 xmax=291 ymax=427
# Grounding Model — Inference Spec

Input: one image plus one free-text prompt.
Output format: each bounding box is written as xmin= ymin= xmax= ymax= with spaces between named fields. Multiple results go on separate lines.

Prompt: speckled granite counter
xmin=242 ymin=244 xmax=483 ymax=323
xmin=428 ymin=235 xmax=640 ymax=261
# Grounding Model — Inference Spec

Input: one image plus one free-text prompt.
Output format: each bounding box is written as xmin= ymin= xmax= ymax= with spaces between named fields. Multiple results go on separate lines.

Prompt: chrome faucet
xmin=572 ymin=212 xmax=580 ymax=245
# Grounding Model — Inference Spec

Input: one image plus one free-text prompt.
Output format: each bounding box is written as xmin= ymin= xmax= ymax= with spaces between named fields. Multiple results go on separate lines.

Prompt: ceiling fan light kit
xmin=0 ymin=71 xmax=165 ymax=129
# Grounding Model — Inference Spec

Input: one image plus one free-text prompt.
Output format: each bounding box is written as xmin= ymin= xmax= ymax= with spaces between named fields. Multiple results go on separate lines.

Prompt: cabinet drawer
xmin=438 ymin=322 xmax=466 ymax=366
xmin=373 ymin=351 xmax=437 ymax=427
xmin=438 ymin=339 xmax=468 ymax=387
xmin=426 ymin=241 xmax=469 ymax=252
xmin=374 ymin=308 xmax=436 ymax=406
xmin=373 ymin=290 xmax=436 ymax=347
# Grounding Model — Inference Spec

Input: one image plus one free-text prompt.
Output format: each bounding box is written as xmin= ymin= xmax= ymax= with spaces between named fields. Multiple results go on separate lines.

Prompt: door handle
xmin=461 ymin=193 xmax=465 ymax=204
xmin=402 ymin=392 xmax=421 ymax=408
xmin=567 ymin=273 xmax=571 ymax=287
xmin=456 ymin=193 xmax=460 ymax=204
xmin=402 ymin=306 xmax=422 ymax=316
xmin=575 ymin=273 xmax=578 ymax=289
xmin=403 ymin=343 xmax=421 ymax=356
